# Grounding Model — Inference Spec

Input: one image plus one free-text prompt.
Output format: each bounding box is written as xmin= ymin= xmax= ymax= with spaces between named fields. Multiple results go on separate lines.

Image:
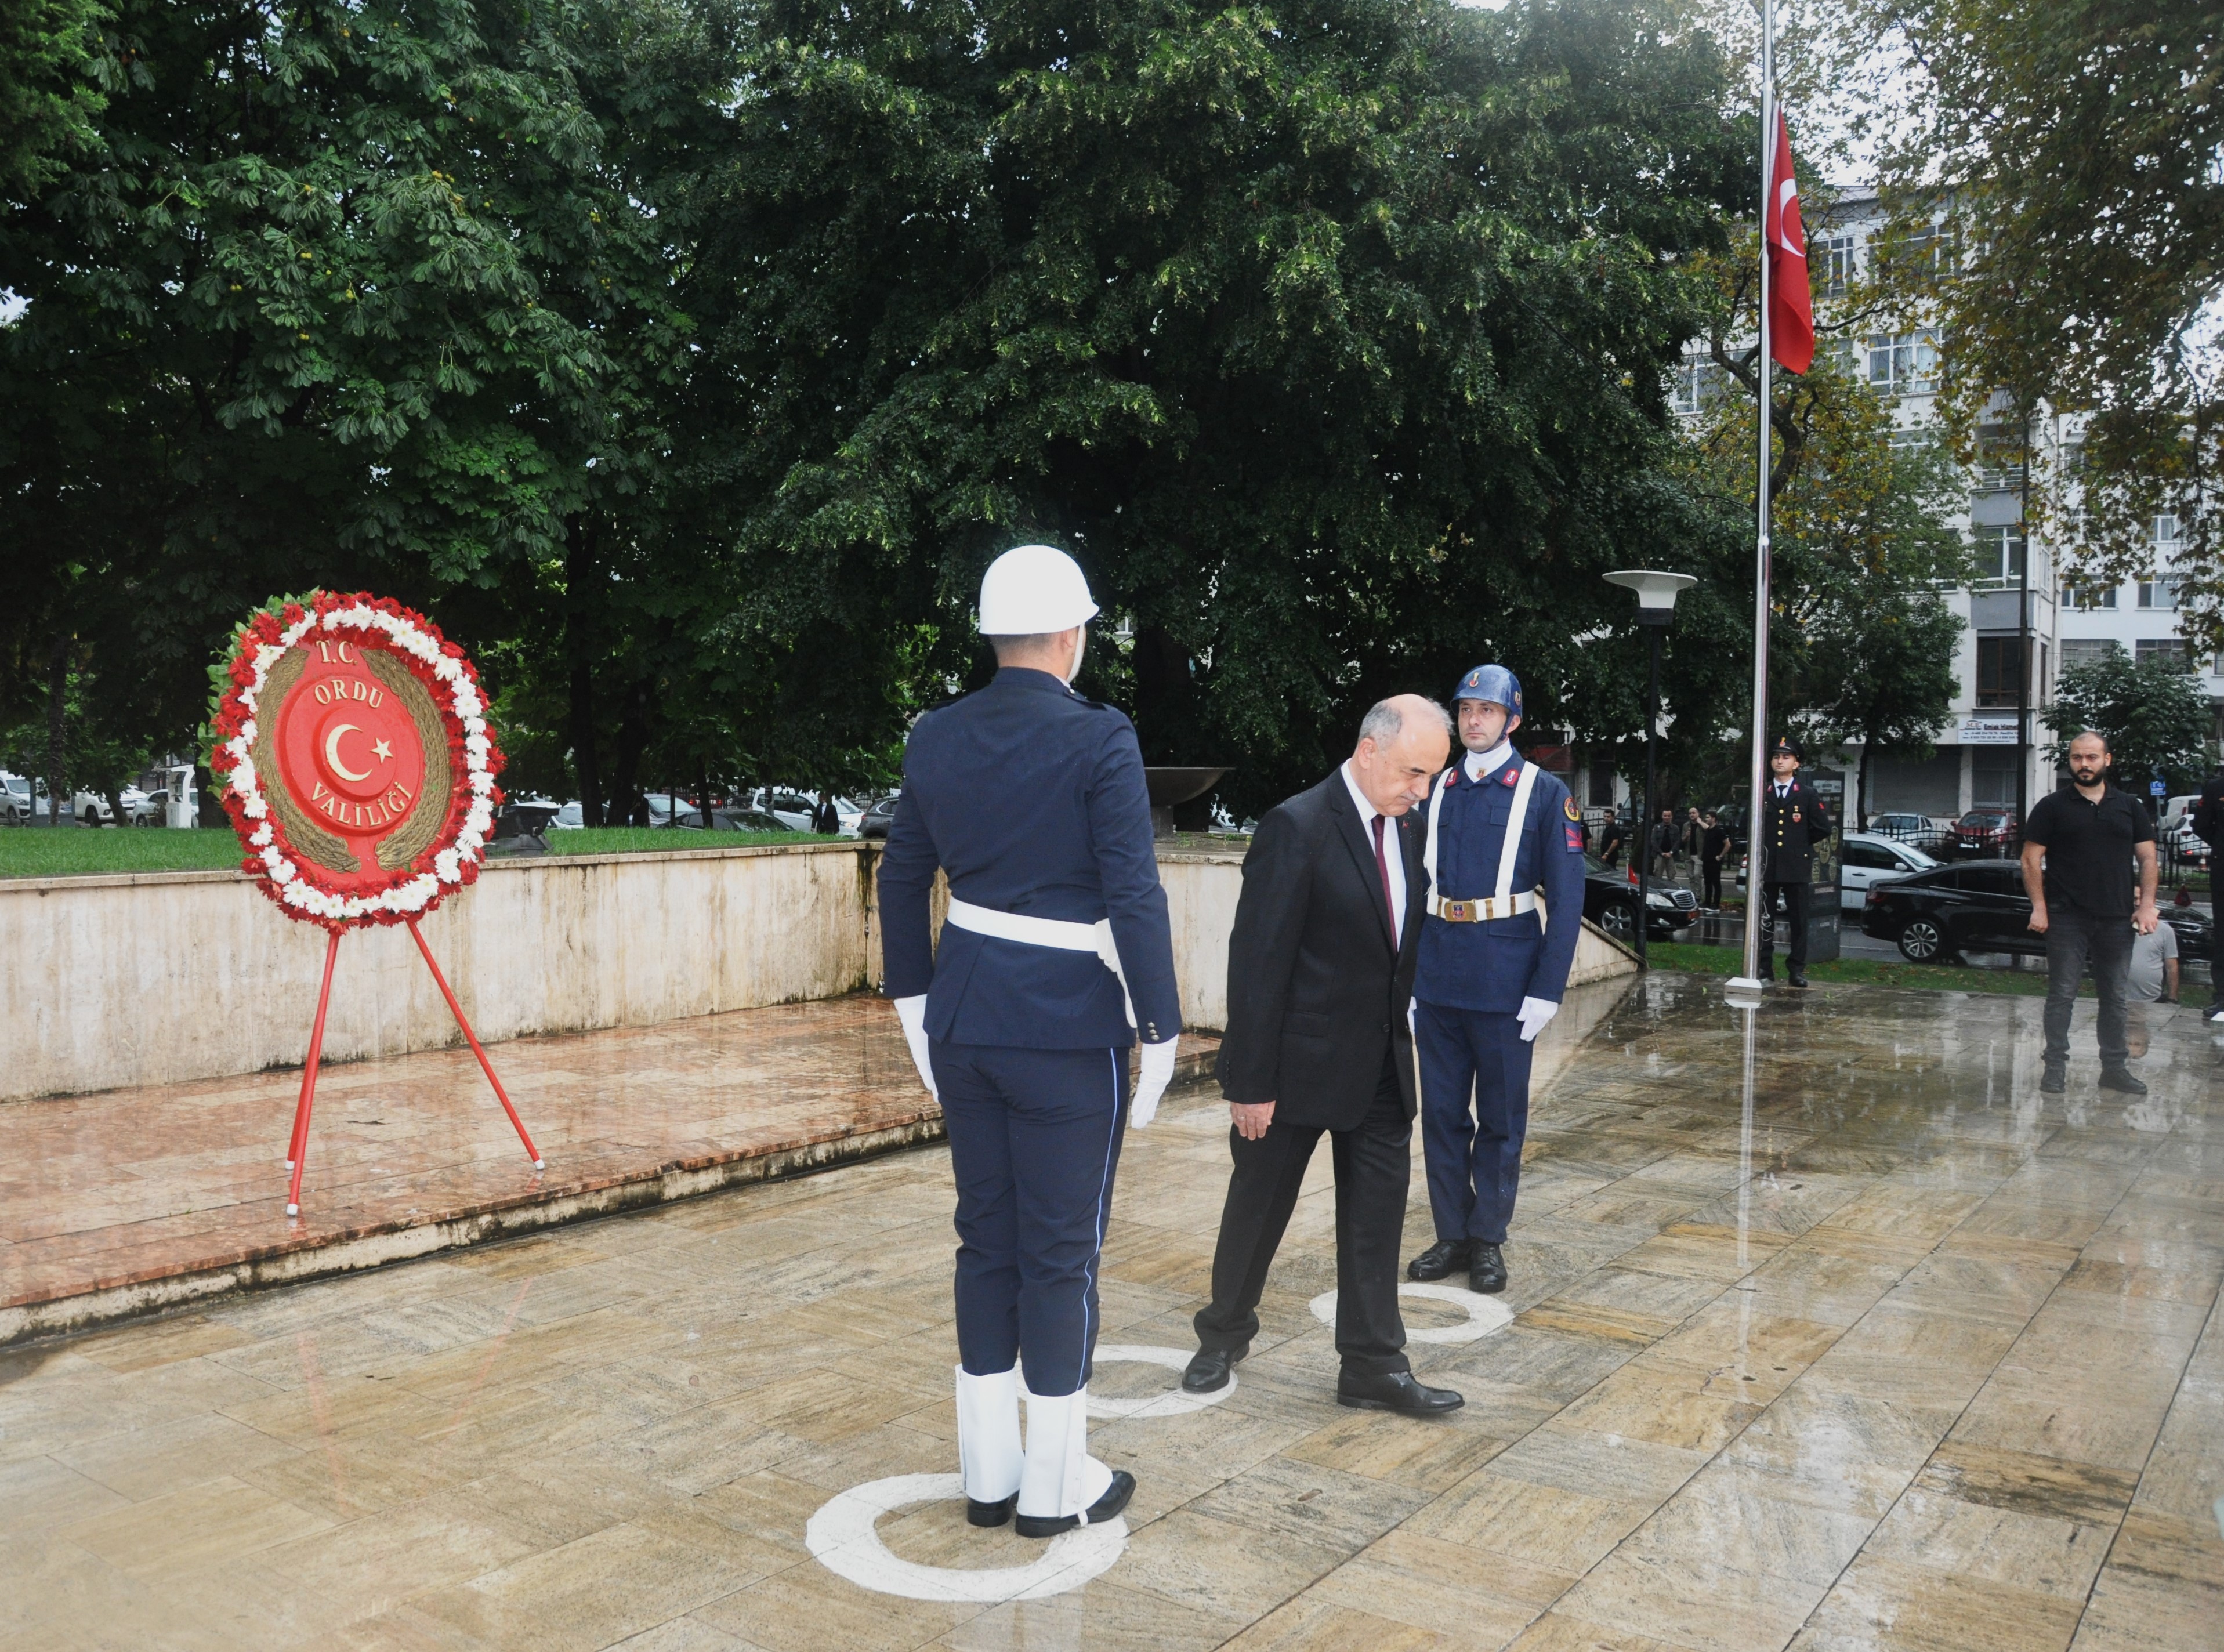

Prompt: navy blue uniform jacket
xmin=1414 ymin=755 xmax=1587 ymax=1013
xmin=878 ymin=667 xmax=1181 ymax=1050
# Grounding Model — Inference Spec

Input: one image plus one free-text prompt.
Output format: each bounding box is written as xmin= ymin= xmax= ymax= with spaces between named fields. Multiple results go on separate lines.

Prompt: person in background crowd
xmin=1700 ymin=811 xmax=1730 ymax=910
xmin=1649 ymin=806 xmax=1678 ymax=882
xmin=1680 ymin=806 xmax=1703 ymax=881
xmin=812 ymin=791 xmax=839 ymax=835
xmin=2192 ymin=768 xmax=2224 ymax=1022
xmin=2021 ymin=729 xmax=2158 ymax=1096
xmin=2127 ymin=919 xmax=2179 ymax=1005
xmin=1596 ymin=811 xmax=1626 ymax=869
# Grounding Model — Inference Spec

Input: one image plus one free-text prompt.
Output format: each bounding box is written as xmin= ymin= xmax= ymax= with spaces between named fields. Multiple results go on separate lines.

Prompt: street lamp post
xmin=1604 ymin=571 xmax=1698 ymax=969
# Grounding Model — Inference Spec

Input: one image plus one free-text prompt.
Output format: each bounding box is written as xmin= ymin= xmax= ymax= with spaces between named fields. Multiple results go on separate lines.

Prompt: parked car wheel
xmin=1897 ymin=918 xmax=1950 ymax=963
xmin=1599 ymin=899 xmax=1638 ymax=944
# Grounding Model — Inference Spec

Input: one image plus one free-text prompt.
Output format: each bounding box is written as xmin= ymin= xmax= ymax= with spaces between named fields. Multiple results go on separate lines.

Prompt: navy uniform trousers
xmin=933 ymin=1040 xmax=1129 ymax=1399
xmin=1415 ymin=1001 xmax=1533 ymax=1246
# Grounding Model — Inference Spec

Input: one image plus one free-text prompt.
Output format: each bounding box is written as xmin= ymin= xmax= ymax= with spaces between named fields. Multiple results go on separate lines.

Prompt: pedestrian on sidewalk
xmin=2127 ymin=919 xmax=2180 ymax=1005
xmin=1679 ymin=806 xmax=1703 ymax=881
xmin=2021 ymin=730 xmax=2160 ymax=1095
xmin=1649 ymin=806 xmax=1678 ymax=882
xmin=1597 ymin=811 xmax=1626 ymax=869
xmin=1699 ymin=811 xmax=1729 ymax=910
xmin=2190 ymin=768 xmax=2224 ymax=1022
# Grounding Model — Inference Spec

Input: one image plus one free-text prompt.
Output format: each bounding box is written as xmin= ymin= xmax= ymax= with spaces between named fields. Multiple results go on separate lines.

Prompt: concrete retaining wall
xmin=3 ymin=838 xmax=1636 ymax=1102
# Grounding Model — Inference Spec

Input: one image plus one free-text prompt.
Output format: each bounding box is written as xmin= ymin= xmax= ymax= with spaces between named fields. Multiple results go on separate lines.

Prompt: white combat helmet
xmin=977 ymin=545 xmax=1100 ymax=635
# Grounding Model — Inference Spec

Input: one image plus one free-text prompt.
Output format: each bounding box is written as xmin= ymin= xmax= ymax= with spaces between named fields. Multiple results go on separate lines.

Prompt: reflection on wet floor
xmin=1 ymin=973 xmax=2218 ymax=1650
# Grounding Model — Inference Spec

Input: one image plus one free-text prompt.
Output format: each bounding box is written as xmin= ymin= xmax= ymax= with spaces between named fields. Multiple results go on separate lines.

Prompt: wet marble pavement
xmin=2 ymin=974 xmax=2218 ymax=1650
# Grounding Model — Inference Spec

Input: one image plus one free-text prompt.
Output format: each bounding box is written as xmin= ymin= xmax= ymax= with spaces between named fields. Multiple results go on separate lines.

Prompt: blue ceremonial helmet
xmin=1452 ymin=664 xmax=1522 ymax=716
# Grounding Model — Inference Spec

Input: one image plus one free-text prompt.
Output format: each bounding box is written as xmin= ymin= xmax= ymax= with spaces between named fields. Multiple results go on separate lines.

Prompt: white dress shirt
xmin=1341 ymin=762 xmax=1407 ymax=946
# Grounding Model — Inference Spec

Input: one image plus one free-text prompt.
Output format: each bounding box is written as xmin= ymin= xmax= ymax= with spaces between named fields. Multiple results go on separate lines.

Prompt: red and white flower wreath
xmin=208 ymin=592 xmax=505 ymax=929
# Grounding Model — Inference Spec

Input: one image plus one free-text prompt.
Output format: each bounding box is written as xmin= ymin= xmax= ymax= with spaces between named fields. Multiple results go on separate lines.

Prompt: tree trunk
xmin=46 ymin=632 xmax=68 ymax=828
xmin=564 ymin=515 xmax=604 ymax=827
xmin=1131 ymin=624 xmax=1194 ymax=765
xmin=700 ymin=757 xmax=712 ymax=829
xmin=1857 ymin=740 xmax=1874 ymax=825
xmin=610 ymin=679 xmax=650 ymax=826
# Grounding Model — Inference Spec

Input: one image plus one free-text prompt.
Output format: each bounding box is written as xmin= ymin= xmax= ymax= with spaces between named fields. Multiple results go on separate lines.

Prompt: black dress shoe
xmin=1336 ymin=1370 xmax=1464 ymax=1415
xmin=1788 ymin=972 xmax=1810 ymax=988
xmin=2099 ymin=1067 xmax=2149 ymax=1095
xmin=1469 ymin=1241 xmax=1507 ymax=1294
xmin=1407 ymin=1239 xmax=1470 ymax=1281
xmin=1182 ymin=1345 xmax=1245 ymax=1394
xmin=2040 ymin=1062 xmax=2067 ymax=1094
xmin=1014 ymin=1470 xmax=1136 ymax=1539
xmin=966 ymin=1493 xmax=1016 ymax=1528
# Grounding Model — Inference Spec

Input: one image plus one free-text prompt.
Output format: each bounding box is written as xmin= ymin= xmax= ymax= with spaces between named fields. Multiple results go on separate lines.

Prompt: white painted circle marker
xmin=1310 ymin=1282 xmax=1515 ymax=1345
xmin=1085 ymin=1344 xmax=1237 ymax=1418
xmin=807 ymin=1472 xmax=1126 ymax=1602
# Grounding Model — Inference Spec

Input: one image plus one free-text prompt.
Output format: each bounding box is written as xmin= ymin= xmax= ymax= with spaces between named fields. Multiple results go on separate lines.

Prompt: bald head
xmin=1350 ymin=694 xmax=1453 ymax=816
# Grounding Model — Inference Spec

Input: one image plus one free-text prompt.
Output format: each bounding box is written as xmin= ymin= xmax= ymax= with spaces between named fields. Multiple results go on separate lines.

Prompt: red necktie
xmin=1372 ymin=813 xmax=1396 ymax=943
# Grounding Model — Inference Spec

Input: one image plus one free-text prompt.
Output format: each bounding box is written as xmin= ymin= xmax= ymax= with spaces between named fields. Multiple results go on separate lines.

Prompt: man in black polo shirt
xmin=2020 ymin=730 xmax=2160 ymax=1095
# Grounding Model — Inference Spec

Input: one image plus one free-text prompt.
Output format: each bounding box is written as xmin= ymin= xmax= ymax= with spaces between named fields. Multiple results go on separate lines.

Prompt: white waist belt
xmin=1432 ymin=892 xmax=1539 ymax=922
xmin=943 ymin=897 xmax=1135 ymax=1028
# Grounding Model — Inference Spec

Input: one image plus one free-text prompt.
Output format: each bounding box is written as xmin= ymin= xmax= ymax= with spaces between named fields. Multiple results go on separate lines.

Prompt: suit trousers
xmin=1414 ymin=1001 xmax=1534 ymax=1247
xmin=933 ymin=1040 xmax=1128 ymax=1398
xmin=1762 ymin=881 xmax=1810 ymax=975
xmin=2041 ymin=906 xmax=2132 ymax=1066
xmin=1192 ymin=1056 xmax=1411 ymax=1377
xmin=1702 ymin=859 xmax=1724 ymax=908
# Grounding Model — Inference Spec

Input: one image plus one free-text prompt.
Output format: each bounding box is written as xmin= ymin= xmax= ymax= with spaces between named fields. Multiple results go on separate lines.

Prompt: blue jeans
xmin=2041 ymin=905 xmax=2132 ymax=1066
xmin=933 ymin=1041 xmax=1128 ymax=1397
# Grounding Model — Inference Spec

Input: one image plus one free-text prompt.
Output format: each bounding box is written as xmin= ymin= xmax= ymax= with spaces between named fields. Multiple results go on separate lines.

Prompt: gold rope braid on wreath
xmin=370 ymin=650 xmax=454 ymax=872
xmin=251 ymin=648 xmax=359 ymax=874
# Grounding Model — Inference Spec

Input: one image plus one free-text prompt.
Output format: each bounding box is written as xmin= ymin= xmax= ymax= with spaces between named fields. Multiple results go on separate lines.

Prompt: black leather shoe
xmin=1337 ymin=1370 xmax=1464 ymax=1415
xmin=1182 ymin=1345 xmax=1245 ymax=1394
xmin=966 ymin=1493 xmax=1016 ymax=1528
xmin=1469 ymin=1241 xmax=1507 ymax=1294
xmin=2040 ymin=1062 xmax=2066 ymax=1094
xmin=2099 ymin=1067 xmax=2149 ymax=1095
xmin=1014 ymin=1470 xmax=1136 ymax=1539
xmin=1788 ymin=972 xmax=1810 ymax=988
xmin=1407 ymin=1240 xmax=1470 ymax=1281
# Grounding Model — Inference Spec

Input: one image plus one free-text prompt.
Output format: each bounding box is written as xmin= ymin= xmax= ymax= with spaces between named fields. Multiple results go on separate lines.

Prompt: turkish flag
xmin=1766 ymin=110 xmax=1815 ymax=375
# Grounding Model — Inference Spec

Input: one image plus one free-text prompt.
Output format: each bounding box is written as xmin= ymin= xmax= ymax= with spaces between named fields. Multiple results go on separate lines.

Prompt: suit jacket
xmin=1215 ymin=770 xmax=1423 ymax=1129
xmin=1757 ymin=777 xmax=1831 ymax=885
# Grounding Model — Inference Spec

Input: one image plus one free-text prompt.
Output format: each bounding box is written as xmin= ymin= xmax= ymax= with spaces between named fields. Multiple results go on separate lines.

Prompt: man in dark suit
xmin=1758 ymin=737 xmax=1832 ymax=987
xmin=2191 ymin=769 xmax=2224 ymax=1022
xmin=1181 ymin=695 xmax=1464 ymax=1416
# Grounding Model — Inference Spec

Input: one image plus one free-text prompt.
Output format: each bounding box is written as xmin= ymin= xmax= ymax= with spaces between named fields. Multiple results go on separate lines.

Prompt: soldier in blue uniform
xmin=879 ymin=545 xmax=1182 ymax=1540
xmin=1404 ymin=665 xmax=1586 ymax=1296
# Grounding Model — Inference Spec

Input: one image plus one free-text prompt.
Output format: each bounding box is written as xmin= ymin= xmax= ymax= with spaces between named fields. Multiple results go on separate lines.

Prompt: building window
xmin=1867 ymin=329 xmax=1939 ymax=393
xmin=1668 ymin=351 xmax=1718 ymax=415
xmin=2062 ymin=582 xmax=2117 ymax=610
xmin=2135 ymin=638 xmax=2196 ymax=672
xmin=1971 ymin=525 xmax=2026 ymax=583
xmin=1823 ymin=234 xmax=1859 ymax=295
xmin=2137 ymin=577 xmax=2180 ymax=610
xmin=2060 ymin=639 xmax=2120 ymax=672
xmin=1975 ymin=636 xmax=2028 ymax=708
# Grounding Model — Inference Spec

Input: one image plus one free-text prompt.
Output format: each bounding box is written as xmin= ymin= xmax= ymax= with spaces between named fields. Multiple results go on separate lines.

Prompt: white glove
xmin=1131 ymin=1037 xmax=1178 ymax=1128
xmin=893 ymin=994 xmax=937 ymax=1099
xmin=1516 ymin=996 xmax=1560 ymax=1044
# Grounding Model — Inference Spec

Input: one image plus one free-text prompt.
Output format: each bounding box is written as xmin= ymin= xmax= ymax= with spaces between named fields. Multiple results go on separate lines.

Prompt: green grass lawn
xmin=0 ymin=824 xmax=837 ymax=879
xmin=1646 ymin=940 xmax=2079 ymax=997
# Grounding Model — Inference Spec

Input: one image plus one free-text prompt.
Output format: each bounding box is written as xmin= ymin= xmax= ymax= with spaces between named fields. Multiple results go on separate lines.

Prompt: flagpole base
xmin=1725 ymin=977 xmax=1767 ymax=1011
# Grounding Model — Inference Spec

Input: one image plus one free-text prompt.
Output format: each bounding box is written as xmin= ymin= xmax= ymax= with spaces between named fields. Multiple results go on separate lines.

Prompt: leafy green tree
xmin=1826 ymin=0 xmax=2224 ymax=649
xmin=0 ymin=0 xmax=104 ymax=199
xmin=2040 ymin=644 xmax=2214 ymax=803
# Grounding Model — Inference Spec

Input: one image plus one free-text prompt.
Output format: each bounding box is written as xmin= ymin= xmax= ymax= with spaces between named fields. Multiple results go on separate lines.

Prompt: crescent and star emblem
xmin=323 ymin=723 xmax=389 ymax=783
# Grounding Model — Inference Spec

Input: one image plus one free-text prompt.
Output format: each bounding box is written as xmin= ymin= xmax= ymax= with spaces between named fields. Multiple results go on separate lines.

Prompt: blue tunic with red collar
xmin=1413 ymin=754 xmax=1588 ymax=1014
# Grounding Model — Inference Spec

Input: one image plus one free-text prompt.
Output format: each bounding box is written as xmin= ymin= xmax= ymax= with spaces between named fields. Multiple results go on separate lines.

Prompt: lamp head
xmin=1604 ymin=569 xmax=1698 ymax=627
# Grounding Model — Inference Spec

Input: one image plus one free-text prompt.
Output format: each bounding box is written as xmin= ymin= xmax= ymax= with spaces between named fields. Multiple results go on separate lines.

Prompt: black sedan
xmin=1861 ymin=858 xmax=2214 ymax=964
xmin=1583 ymin=857 xmax=1700 ymax=945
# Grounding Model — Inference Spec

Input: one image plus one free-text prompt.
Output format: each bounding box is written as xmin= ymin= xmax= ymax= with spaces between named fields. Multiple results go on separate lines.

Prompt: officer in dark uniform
xmin=1403 ymin=665 xmax=1587 ymax=1297
xmin=1758 ymin=737 xmax=1832 ymax=987
xmin=880 ymin=545 xmax=1182 ymax=1539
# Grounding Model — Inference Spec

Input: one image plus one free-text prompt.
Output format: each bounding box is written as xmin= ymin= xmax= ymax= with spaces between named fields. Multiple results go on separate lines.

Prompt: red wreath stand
xmin=208 ymin=593 xmax=544 ymax=1216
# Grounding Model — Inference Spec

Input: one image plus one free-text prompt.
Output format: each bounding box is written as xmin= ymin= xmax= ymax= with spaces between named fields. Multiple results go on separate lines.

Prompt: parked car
xmin=857 ymin=793 xmax=899 ymax=839
xmin=2 ymin=771 xmax=30 ymax=824
xmin=9 ymin=778 xmax=117 ymax=825
xmin=1864 ymin=811 xmax=1953 ymax=852
xmin=1582 ymin=856 xmax=1700 ymax=945
xmin=1837 ymin=831 xmax=1942 ymax=914
xmin=492 ymin=798 xmax=563 ymax=839
xmin=680 ymin=806 xmax=792 ymax=833
xmin=2157 ymin=794 xmax=2212 ymax=863
xmin=1950 ymin=809 xmax=2019 ymax=858
xmin=1861 ymin=860 xmax=2041 ymax=963
xmin=548 ymin=800 xmax=586 ymax=830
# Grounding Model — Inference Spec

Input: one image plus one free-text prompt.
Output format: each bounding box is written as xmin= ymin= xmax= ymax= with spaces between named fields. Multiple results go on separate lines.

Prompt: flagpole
xmin=1732 ymin=0 xmax=1775 ymax=995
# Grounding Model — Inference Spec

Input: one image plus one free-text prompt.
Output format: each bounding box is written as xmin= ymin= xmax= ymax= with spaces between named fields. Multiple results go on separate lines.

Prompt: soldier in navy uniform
xmin=1756 ymin=738 xmax=1831 ymax=988
xmin=879 ymin=545 xmax=1182 ymax=1539
xmin=1403 ymin=665 xmax=1586 ymax=1297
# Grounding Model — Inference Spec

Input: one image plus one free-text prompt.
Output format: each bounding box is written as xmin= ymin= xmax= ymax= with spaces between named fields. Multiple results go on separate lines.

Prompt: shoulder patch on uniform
xmin=1563 ymin=797 xmax=1581 ymax=822
xmin=1500 ymin=768 xmax=1518 ymax=787
xmin=1565 ymin=825 xmax=1585 ymax=852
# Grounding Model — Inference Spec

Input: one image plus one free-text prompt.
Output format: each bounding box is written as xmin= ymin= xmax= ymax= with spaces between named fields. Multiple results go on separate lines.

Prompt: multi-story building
xmin=1631 ymin=185 xmax=2221 ymax=827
